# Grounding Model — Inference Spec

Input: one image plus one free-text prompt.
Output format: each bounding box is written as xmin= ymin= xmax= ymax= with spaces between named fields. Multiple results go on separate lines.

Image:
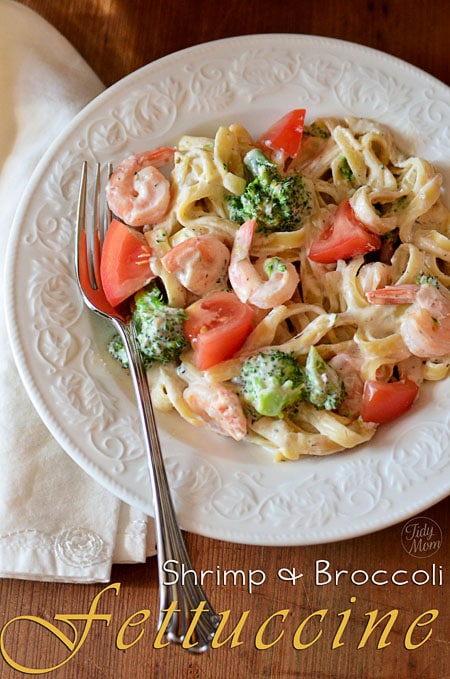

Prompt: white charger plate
xmin=5 ymin=35 xmax=450 ymax=545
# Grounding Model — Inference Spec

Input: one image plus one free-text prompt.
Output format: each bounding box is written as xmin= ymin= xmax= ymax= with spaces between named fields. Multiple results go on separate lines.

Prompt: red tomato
xmin=184 ymin=291 xmax=254 ymax=370
xmin=78 ymin=230 xmax=121 ymax=317
xmin=361 ymin=379 xmax=419 ymax=423
xmin=308 ymin=199 xmax=382 ymax=264
xmin=100 ymin=219 xmax=154 ymax=307
xmin=259 ymin=109 xmax=306 ymax=159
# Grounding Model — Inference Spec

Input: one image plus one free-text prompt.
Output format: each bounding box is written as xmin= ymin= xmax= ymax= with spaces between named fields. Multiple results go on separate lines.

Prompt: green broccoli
xmin=108 ymin=285 xmax=189 ymax=369
xmin=227 ymin=148 xmax=312 ymax=234
xmin=415 ymin=273 xmax=440 ymax=288
xmin=339 ymin=157 xmax=355 ymax=182
xmin=240 ymin=350 xmax=307 ymax=418
xmin=305 ymin=346 xmax=346 ymax=411
xmin=108 ymin=334 xmax=129 ymax=369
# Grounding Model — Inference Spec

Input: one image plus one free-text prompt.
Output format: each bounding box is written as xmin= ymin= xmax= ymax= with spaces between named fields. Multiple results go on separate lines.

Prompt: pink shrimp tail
xmin=366 ymin=284 xmax=420 ymax=305
xmin=237 ymin=219 xmax=257 ymax=248
xmin=133 ymin=146 xmax=175 ymax=169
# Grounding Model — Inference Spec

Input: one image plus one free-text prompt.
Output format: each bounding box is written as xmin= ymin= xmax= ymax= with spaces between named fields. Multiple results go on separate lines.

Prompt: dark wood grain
xmin=1 ymin=2 xmax=449 ymax=677
xmin=17 ymin=0 xmax=450 ymax=88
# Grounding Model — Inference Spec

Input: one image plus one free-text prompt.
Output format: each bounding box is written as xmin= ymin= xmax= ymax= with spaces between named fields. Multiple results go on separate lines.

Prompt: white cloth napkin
xmin=0 ymin=0 xmax=155 ymax=582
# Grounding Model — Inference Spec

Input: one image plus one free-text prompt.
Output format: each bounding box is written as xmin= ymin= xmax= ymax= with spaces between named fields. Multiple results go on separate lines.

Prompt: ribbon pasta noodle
xmin=110 ymin=114 xmax=450 ymax=460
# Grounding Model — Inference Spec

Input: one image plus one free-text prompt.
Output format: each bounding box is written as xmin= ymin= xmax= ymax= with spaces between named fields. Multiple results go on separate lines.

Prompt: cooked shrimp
xmin=367 ymin=280 xmax=450 ymax=357
xmin=229 ymin=219 xmax=299 ymax=309
xmin=106 ymin=147 xmax=174 ymax=227
xmin=183 ymin=380 xmax=247 ymax=441
xmin=161 ymin=235 xmax=230 ymax=295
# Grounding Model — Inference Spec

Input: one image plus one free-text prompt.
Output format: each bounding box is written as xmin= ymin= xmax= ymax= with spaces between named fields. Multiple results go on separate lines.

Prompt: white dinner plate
xmin=5 ymin=35 xmax=450 ymax=545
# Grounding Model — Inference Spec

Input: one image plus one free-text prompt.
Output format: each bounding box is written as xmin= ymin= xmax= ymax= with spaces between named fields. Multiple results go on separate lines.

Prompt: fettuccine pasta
xmin=105 ymin=112 xmax=450 ymax=460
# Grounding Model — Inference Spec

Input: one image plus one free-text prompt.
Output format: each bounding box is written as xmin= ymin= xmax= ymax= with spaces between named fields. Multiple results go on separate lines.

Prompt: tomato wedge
xmin=184 ymin=291 xmax=254 ymax=370
xmin=308 ymin=199 xmax=382 ymax=264
xmin=259 ymin=109 xmax=306 ymax=159
xmin=361 ymin=379 xmax=419 ymax=423
xmin=78 ymin=230 xmax=122 ymax=317
xmin=100 ymin=218 xmax=155 ymax=307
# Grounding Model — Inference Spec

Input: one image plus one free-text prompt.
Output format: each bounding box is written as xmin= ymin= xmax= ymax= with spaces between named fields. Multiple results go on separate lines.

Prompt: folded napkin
xmin=0 ymin=0 xmax=155 ymax=582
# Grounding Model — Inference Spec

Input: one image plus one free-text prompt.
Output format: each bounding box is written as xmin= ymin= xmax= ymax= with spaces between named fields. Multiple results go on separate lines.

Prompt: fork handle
xmin=114 ymin=319 xmax=220 ymax=652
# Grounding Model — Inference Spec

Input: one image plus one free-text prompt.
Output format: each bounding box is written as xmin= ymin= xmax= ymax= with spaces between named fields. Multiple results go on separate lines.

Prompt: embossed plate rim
xmin=5 ymin=34 xmax=450 ymax=545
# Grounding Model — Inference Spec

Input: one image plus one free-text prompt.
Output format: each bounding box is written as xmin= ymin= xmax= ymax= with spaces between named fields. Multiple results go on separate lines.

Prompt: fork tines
xmin=76 ymin=161 xmax=113 ymax=292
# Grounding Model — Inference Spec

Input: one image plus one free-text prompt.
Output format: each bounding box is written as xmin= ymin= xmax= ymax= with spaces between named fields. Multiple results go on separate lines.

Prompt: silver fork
xmin=75 ymin=162 xmax=220 ymax=652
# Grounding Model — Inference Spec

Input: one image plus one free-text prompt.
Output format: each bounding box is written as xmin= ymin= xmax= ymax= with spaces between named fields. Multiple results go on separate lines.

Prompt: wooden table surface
xmin=2 ymin=1 xmax=449 ymax=677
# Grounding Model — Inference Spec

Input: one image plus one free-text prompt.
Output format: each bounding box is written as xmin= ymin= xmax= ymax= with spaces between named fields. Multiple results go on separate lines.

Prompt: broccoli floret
xmin=108 ymin=333 xmax=152 ymax=370
xmin=243 ymin=148 xmax=277 ymax=177
xmin=227 ymin=148 xmax=312 ymax=234
xmin=108 ymin=285 xmax=189 ymax=368
xmin=305 ymin=346 xmax=346 ymax=411
xmin=416 ymin=274 xmax=440 ymax=288
xmin=133 ymin=287 xmax=189 ymax=363
xmin=240 ymin=350 xmax=307 ymax=417
xmin=108 ymin=333 xmax=130 ymax=368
